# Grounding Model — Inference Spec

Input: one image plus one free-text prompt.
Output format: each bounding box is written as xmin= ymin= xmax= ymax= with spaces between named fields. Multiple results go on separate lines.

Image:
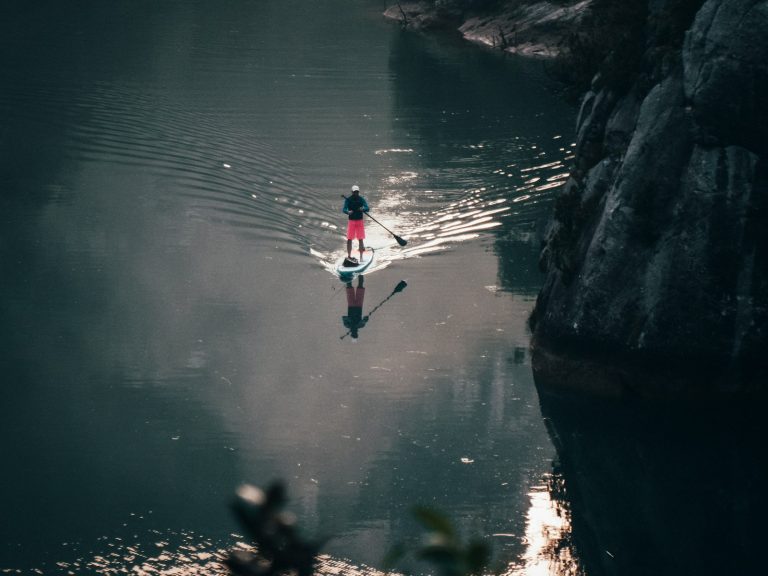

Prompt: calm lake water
xmin=0 ymin=0 xmax=583 ymax=573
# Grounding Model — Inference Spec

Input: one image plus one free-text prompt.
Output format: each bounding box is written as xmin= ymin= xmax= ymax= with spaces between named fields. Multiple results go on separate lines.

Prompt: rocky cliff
xmin=531 ymin=0 xmax=768 ymax=397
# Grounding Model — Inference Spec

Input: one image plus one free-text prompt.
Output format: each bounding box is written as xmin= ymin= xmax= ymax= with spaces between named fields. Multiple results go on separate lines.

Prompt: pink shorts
xmin=346 ymin=286 xmax=365 ymax=307
xmin=346 ymin=219 xmax=366 ymax=240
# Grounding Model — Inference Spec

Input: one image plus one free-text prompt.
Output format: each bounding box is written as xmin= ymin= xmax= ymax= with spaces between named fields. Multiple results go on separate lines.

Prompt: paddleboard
xmin=336 ymin=247 xmax=375 ymax=277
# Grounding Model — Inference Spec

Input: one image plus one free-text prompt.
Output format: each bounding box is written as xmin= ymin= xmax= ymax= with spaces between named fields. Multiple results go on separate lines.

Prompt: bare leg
xmin=347 ymin=239 xmax=352 ymax=258
xmin=358 ymin=239 xmax=365 ymax=257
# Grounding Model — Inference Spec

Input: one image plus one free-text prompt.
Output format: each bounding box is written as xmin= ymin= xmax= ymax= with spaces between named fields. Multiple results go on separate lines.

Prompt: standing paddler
xmin=342 ymin=184 xmax=369 ymax=262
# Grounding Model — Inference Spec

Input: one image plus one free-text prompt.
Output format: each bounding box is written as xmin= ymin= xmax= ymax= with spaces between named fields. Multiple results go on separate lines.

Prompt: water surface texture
xmin=0 ymin=1 xmax=579 ymax=573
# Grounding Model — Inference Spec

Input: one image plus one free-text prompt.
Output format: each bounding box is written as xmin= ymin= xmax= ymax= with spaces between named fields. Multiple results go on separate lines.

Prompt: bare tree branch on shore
xmin=396 ymin=2 xmax=409 ymax=27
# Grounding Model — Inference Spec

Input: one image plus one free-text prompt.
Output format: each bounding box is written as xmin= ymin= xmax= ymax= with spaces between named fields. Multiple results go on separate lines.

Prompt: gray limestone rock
xmin=532 ymin=0 xmax=768 ymax=396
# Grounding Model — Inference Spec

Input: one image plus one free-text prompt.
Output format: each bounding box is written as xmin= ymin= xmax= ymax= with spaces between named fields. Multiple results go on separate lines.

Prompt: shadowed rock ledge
xmin=383 ymin=0 xmax=591 ymax=57
xmin=530 ymin=0 xmax=768 ymax=397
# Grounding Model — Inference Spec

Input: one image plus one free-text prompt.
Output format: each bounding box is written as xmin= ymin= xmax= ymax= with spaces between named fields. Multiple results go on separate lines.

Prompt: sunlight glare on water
xmin=311 ymin=132 xmax=573 ymax=268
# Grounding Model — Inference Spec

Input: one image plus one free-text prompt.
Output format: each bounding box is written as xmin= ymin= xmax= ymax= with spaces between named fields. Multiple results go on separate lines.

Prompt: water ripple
xmin=311 ymin=133 xmax=574 ymax=274
xmin=3 ymin=76 xmax=574 ymax=281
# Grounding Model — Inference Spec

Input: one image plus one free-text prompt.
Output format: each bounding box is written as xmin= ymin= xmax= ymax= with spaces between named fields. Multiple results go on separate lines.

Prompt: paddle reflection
xmin=340 ymin=278 xmax=408 ymax=341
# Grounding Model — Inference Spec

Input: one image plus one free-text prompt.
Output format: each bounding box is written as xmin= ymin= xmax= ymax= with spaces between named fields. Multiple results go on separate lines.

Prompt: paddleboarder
xmin=343 ymin=185 xmax=369 ymax=262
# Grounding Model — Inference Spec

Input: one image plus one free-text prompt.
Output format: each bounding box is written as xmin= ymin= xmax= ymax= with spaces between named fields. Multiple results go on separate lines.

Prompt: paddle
xmin=341 ymin=195 xmax=407 ymax=246
xmin=340 ymin=280 xmax=408 ymax=340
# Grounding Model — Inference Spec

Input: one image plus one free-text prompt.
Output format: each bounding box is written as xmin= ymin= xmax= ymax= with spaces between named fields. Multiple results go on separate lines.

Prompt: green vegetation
xmin=385 ymin=507 xmax=491 ymax=576
xmin=227 ymin=482 xmax=492 ymax=576
xmin=227 ymin=482 xmax=323 ymax=576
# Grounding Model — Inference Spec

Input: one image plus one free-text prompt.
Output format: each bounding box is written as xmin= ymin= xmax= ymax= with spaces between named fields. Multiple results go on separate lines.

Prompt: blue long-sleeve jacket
xmin=343 ymin=195 xmax=369 ymax=220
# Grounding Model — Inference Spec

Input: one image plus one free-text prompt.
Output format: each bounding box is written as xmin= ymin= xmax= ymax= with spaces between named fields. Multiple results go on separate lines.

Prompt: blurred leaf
xmin=465 ymin=540 xmax=491 ymax=575
xmin=264 ymin=481 xmax=287 ymax=510
xmin=228 ymin=481 xmax=321 ymax=576
xmin=412 ymin=506 xmax=456 ymax=538
xmin=383 ymin=542 xmax=408 ymax=571
xmin=417 ymin=544 xmax=458 ymax=566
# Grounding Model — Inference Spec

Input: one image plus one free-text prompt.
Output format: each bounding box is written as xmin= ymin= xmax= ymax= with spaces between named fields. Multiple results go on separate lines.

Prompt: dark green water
xmin=1 ymin=1 xmax=581 ymax=573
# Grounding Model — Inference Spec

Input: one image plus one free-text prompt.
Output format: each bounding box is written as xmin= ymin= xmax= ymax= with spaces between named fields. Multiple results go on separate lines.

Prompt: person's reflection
xmin=343 ymin=276 xmax=368 ymax=341
xmin=340 ymin=278 xmax=408 ymax=341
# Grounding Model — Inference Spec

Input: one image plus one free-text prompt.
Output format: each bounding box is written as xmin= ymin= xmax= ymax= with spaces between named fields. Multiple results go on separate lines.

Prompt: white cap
xmin=351 ymin=185 xmax=360 ymax=192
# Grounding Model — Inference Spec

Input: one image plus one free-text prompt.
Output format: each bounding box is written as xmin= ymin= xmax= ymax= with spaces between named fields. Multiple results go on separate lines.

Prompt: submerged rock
xmin=531 ymin=0 xmax=768 ymax=397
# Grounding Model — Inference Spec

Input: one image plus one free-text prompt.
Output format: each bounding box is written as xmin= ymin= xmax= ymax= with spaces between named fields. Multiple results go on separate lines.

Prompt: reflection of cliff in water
xmin=537 ymin=391 xmax=767 ymax=576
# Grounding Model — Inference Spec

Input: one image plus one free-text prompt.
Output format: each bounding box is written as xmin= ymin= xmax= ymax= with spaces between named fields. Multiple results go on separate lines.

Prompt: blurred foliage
xmin=227 ymin=483 xmax=492 ymax=576
xmin=227 ymin=482 xmax=324 ymax=576
xmin=385 ymin=506 xmax=491 ymax=576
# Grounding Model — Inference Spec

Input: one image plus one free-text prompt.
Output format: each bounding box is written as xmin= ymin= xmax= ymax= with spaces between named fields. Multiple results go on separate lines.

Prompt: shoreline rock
xmin=383 ymin=0 xmax=591 ymax=57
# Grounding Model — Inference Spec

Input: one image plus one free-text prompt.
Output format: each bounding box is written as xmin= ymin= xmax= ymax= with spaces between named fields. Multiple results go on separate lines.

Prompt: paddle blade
xmin=394 ymin=280 xmax=408 ymax=293
xmin=395 ymin=235 xmax=407 ymax=246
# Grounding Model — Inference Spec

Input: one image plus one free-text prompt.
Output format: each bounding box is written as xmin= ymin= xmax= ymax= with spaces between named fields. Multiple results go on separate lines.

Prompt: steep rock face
xmin=532 ymin=0 xmax=768 ymax=396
